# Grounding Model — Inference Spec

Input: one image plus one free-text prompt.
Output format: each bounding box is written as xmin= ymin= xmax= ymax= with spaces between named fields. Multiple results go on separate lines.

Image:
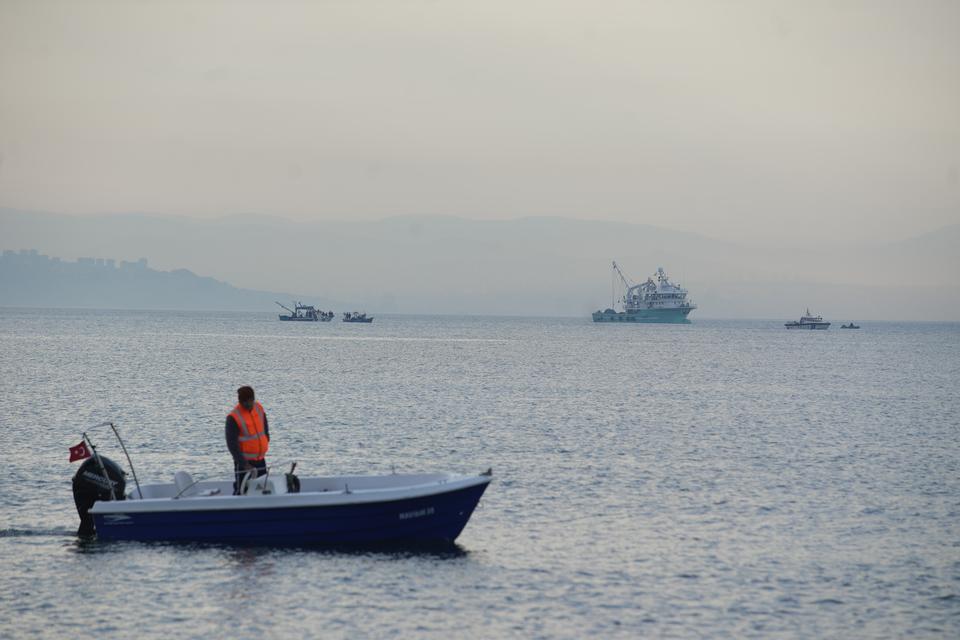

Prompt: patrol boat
xmin=785 ymin=309 xmax=831 ymax=330
xmin=71 ymin=424 xmax=491 ymax=546
xmin=276 ymin=301 xmax=333 ymax=321
xmin=593 ymin=262 xmax=696 ymax=323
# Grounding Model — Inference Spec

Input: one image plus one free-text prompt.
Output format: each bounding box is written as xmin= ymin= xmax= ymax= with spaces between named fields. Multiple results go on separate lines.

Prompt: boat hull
xmin=592 ymin=307 xmax=693 ymax=323
xmin=91 ymin=481 xmax=488 ymax=546
xmin=785 ymin=322 xmax=830 ymax=330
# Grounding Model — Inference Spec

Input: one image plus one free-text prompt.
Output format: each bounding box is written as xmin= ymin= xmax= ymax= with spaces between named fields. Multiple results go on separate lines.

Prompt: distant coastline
xmin=0 ymin=248 xmax=322 ymax=312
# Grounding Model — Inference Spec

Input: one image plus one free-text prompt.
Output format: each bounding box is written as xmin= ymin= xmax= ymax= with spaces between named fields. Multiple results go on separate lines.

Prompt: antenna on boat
xmin=108 ymin=422 xmax=143 ymax=499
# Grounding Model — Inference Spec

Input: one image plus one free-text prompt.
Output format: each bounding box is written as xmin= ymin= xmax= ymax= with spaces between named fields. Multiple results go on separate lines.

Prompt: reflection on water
xmin=65 ymin=534 xmax=470 ymax=563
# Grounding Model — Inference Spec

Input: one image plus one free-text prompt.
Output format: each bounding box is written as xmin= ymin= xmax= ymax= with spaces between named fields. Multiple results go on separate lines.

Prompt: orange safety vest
xmin=229 ymin=402 xmax=269 ymax=461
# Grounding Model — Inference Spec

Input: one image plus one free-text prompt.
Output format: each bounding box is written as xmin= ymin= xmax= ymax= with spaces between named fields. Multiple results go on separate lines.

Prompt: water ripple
xmin=1 ymin=311 xmax=958 ymax=638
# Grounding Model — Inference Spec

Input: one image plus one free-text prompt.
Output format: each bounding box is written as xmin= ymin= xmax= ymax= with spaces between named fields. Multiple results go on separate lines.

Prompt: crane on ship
xmin=611 ymin=261 xmax=649 ymax=310
xmin=612 ymin=261 xmax=633 ymax=291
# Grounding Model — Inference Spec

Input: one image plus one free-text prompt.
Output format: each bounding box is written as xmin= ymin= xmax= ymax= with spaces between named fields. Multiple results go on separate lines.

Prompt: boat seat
xmin=173 ymin=471 xmax=222 ymax=498
xmin=241 ymin=474 xmax=288 ymax=496
xmin=174 ymin=471 xmax=199 ymax=497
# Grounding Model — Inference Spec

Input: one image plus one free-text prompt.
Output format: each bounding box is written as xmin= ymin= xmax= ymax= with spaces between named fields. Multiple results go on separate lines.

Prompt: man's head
xmin=237 ymin=386 xmax=255 ymax=410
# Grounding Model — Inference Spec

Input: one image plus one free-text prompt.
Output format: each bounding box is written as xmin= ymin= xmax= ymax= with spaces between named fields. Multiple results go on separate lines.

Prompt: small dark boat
xmin=343 ymin=311 xmax=374 ymax=323
xmin=841 ymin=323 xmax=860 ymax=329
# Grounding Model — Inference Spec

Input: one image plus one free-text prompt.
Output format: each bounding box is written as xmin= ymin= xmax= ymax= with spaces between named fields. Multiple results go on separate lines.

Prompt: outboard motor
xmin=72 ymin=456 xmax=126 ymax=536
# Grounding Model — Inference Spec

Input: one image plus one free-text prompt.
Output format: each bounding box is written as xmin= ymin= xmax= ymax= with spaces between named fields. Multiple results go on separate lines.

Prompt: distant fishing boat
xmin=593 ymin=262 xmax=696 ymax=323
xmin=276 ymin=301 xmax=333 ymax=321
xmin=343 ymin=311 xmax=373 ymax=323
xmin=841 ymin=323 xmax=860 ymax=329
xmin=785 ymin=309 xmax=831 ymax=330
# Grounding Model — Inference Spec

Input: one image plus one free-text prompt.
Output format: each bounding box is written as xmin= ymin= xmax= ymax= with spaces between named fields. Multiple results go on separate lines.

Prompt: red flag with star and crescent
xmin=69 ymin=441 xmax=91 ymax=462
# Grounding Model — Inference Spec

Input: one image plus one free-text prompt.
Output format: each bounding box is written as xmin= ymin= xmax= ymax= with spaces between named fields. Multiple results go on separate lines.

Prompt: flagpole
xmin=82 ymin=432 xmax=117 ymax=501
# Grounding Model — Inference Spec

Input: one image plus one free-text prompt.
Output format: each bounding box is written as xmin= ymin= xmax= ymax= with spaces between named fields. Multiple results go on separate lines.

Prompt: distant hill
xmin=1 ymin=208 xmax=957 ymax=319
xmin=0 ymin=249 xmax=327 ymax=312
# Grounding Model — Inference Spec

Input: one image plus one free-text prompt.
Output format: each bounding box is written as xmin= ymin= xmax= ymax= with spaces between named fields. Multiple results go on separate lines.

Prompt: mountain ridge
xmin=0 ymin=249 xmax=336 ymax=312
xmin=1 ymin=208 xmax=957 ymax=319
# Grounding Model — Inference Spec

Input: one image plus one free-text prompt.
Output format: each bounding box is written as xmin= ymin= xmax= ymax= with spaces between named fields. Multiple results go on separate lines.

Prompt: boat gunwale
xmin=89 ymin=474 xmax=492 ymax=515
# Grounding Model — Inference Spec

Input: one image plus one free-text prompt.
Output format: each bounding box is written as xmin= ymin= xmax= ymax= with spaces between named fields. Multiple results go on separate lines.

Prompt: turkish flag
xmin=69 ymin=441 xmax=91 ymax=462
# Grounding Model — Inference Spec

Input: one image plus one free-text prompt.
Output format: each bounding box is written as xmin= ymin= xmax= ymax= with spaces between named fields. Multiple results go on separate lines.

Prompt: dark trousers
xmin=233 ymin=458 xmax=267 ymax=495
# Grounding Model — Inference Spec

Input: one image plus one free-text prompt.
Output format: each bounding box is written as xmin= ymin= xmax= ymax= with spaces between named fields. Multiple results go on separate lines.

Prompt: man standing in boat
xmin=226 ymin=386 xmax=270 ymax=494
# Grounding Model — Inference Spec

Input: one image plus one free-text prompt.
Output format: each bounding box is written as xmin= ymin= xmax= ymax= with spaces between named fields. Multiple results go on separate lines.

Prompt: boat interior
xmin=126 ymin=471 xmax=460 ymax=500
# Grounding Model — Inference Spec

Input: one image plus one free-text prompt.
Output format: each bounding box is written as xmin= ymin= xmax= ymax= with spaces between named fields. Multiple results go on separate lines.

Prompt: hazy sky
xmin=1 ymin=0 xmax=957 ymax=245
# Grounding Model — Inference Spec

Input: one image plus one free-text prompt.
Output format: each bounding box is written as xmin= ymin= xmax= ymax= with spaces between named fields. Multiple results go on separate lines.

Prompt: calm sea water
xmin=1 ymin=309 xmax=958 ymax=638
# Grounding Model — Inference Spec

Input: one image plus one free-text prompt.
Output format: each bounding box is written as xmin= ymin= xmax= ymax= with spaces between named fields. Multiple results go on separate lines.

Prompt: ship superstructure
xmin=593 ymin=262 xmax=696 ymax=323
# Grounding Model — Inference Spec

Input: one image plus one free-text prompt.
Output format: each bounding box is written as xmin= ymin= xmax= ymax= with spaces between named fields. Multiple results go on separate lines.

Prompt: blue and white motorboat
xmin=88 ymin=469 xmax=490 ymax=545
xmin=71 ymin=427 xmax=491 ymax=546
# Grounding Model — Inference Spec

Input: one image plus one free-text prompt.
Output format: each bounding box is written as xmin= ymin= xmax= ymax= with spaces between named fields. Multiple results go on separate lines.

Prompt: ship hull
xmin=279 ymin=315 xmax=332 ymax=322
xmin=592 ymin=307 xmax=693 ymax=324
xmin=90 ymin=476 xmax=490 ymax=546
xmin=785 ymin=322 xmax=830 ymax=330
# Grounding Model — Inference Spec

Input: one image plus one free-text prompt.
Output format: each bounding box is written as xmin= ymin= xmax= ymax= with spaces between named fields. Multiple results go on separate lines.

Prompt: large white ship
xmin=593 ymin=262 xmax=696 ymax=323
xmin=785 ymin=309 xmax=830 ymax=330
